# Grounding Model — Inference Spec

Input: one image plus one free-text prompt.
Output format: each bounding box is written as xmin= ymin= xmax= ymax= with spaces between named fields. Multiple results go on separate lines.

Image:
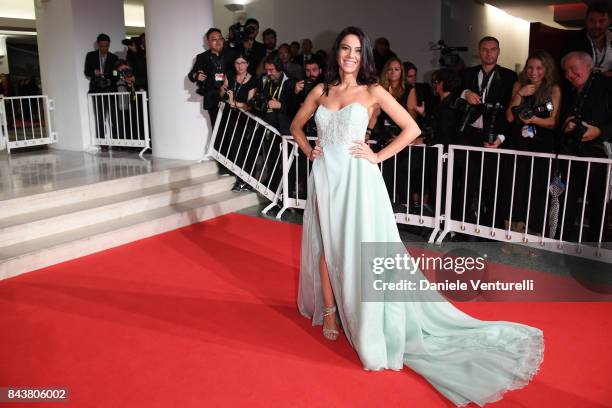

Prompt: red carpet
xmin=0 ymin=213 xmax=610 ymax=407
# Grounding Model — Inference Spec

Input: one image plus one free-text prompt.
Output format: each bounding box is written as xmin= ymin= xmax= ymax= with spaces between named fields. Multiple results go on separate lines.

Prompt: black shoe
xmin=231 ymin=181 xmax=243 ymax=192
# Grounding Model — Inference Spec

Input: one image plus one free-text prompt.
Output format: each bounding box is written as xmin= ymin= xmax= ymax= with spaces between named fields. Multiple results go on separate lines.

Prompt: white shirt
xmin=589 ymin=31 xmax=612 ymax=73
xmin=460 ymin=67 xmax=506 ymax=142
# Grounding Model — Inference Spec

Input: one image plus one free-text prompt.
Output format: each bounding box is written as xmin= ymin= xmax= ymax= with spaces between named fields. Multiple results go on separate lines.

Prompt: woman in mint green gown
xmin=289 ymin=27 xmax=543 ymax=407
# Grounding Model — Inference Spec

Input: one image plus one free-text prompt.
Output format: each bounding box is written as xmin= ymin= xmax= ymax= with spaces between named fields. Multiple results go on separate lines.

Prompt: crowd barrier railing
xmin=204 ymin=102 xmax=285 ymax=206
xmin=87 ymin=91 xmax=150 ymax=158
xmin=208 ymin=107 xmax=611 ymax=262
xmin=437 ymin=144 xmax=612 ymax=262
xmin=0 ymin=95 xmax=57 ymax=153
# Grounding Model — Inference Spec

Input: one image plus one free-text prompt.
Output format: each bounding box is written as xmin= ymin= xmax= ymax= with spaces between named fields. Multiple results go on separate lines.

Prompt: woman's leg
xmin=319 ymin=250 xmax=339 ymax=334
xmin=314 ymin=194 xmax=339 ymax=335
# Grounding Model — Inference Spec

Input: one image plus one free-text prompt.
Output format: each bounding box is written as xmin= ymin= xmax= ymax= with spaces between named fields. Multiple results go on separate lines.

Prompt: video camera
xmin=229 ymin=23 xmax=256 ymax=45
xmin=431 ymin=40 xmax=467 ymax=67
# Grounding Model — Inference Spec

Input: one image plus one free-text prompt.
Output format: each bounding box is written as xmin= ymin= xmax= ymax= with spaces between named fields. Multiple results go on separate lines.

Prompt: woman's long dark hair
xmin=323 ymin=26 xmax=378 ymax=95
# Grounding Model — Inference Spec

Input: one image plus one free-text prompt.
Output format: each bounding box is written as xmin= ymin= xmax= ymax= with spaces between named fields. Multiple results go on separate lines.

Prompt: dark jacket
xmin=256 ymin=72 xmax=296 ymax=134
xmin=84 ymin=50 xmax=119 ymax=93
xmin=562 ymin=29 xmax=595 ymax=59
xmin=239 ymin=40 xmax=266 ymax=75
xmin=559 ymin=73 xmax=612 ymax=157
xmin=461 ymin=64 xmax=518 ymax=141
xmin=432 ymin=93 xmax=461 ymax=147
xmin=188 ymin=48 xmax=236 ymax=110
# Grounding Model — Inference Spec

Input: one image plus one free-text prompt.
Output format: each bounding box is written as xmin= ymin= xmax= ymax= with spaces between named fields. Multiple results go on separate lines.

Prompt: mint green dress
xmin=298 ymin=102 xmax=544 ymax=407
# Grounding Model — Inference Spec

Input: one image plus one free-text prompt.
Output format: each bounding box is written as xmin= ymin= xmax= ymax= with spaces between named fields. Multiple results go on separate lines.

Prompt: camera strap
xmin=478 ymin=66 xmax=497 ymax=101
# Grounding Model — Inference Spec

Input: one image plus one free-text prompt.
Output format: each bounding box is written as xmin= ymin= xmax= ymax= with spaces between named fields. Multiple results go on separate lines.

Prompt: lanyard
xmin=267 ymin=79 xmax=280 ymax=100
xmin=479 ymin=67 xmax=496 ymax=100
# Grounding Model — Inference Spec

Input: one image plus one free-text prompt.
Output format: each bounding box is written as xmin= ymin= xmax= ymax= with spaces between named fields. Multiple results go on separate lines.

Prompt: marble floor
xmin=0 ymin=147 xmax=195 ymax=201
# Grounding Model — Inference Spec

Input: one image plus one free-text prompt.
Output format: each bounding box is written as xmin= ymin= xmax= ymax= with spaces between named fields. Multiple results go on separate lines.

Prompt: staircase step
xmin=0 ymin=190 xmax=263 ymax=280
xmin=0 ymin=173 xmax=236 ymax=247
xmin=0 ymin=161 xmax=219 ymax=219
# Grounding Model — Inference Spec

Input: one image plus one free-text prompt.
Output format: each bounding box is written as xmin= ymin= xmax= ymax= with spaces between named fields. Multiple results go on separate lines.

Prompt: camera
xmin=303 ymin=77 xmax=318 ymax=96
xmin=116 ymin=68 xmax=133 ymax=80
xmin=196 ymin=80 xmax=207 ymax=96
xmin=452 ymin=98 xmax=480 ymax=134
xmin=482 ymin=102 xmax=504 ymax=144
xmin=452 ymin=98 xmax=504 ymax=143
xmin=431 ymin=40 xmax=467 ymax=67
xmin=511 ymin=100 xmax=553 ymax=122
xmin=249 ymin=91 xmax=269 ymax=115
xmin=229 ymin=23 xmax=255 ymax=45
xmin=92 ymin=76 xmax=111 ymax=89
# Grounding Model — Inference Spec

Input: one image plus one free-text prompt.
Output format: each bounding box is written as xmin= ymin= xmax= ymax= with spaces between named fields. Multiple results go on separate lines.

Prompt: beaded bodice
xmin=314 ymin=102 xmax=369 ymax=147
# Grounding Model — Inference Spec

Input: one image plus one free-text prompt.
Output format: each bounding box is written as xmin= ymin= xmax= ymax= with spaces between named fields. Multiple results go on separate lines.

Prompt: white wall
xmin=214 ymin=0 xmax=441 ymax=80
xmin=441 ymin=0 xmax=530 ymax=73
xmin=144 ymin=0 xmax=214 ymax=160
xmin=35 ymin=0 xmax=125 ymax=151
xmin=0 ymin=36 xmax=9 ymax=75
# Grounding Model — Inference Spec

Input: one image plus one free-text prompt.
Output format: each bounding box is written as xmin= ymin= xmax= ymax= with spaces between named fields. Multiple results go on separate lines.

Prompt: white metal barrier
xmin=87 ymin=91 xmax=150 ymax=158
xmin=0 ymin=95 xmax=57 ymax=153
xmin=206 ymin=105 xmax=611 ymax=262
xmin=274 ymin=136 xmax=446 ymax=243
xmin=205 ymin=102 xmax=284 ymax=205
xmin=437 ymin=144 xmax=612 ymax=262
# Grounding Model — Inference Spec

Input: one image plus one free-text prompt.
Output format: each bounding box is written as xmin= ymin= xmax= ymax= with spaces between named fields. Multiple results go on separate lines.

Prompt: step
xmin=0 ymin=190 xmax=263 ymax=280
xmin=0 ymin=173 xmax=237 ymax=247
xmin=0 ymin=161 xmax=219 ymax=219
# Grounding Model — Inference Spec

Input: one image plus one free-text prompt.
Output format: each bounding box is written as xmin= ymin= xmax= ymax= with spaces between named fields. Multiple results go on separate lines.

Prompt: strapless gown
xmin=297 ymin=102 xmax=544 ymax=407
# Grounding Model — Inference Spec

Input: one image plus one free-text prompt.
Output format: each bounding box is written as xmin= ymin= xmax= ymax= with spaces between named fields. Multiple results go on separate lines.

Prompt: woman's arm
xmin=506 ymin=81 xmax=522 ymax=123
xmin=289 ymin=83 xmax=324 ymax=159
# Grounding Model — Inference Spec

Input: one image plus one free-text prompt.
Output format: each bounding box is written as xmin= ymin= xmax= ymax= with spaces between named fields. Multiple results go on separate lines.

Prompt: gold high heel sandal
xmin=322 ymin=305 xmax=340 ymax=341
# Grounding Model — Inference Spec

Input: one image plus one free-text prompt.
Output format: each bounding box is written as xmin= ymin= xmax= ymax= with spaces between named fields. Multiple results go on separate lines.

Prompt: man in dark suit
xmin=84 ymin=33 xmax=119 ymax=141
xmin=562 ymin=2 xmax=611 ymax=77
xmin=456 ymin=36 xmax=517 ymax=228
xmin=188 ymin=27 xmax=236 ymax=175
xmin=84 ymin=33 xmax=119 ymax=93
xmin=240 ymin=18 xmax=266 ymax=76
xmin=293 ymin=39 xmax=315 ymax=67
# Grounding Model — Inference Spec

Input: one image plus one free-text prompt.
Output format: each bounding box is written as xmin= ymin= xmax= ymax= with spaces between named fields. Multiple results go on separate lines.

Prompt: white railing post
xmin=140 ymin=91 xmax=151 ymax=158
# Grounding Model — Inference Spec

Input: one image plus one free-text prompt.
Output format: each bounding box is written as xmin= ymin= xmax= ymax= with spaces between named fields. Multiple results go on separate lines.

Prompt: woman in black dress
xmin=503 ymin=50 xmax=561 ymax=246
xmin=219 ymin=53 xmax=258 ymax=192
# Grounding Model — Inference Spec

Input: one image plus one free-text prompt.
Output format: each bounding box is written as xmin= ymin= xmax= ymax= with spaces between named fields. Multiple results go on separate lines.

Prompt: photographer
xmin=559 ymin=51 xmax=612 ymax=242
xmin=188 ymin=28 xmax=236 ymax=175
xmin=219 ymin=53 xmax=257 ymax=192
xmin=456 ymin=36 xmax=517 ymax=228
xmin=113 ymin=59 xmax=145 ymax=145
xmin=251 ymin=54 xmax=296 ymax=187
xmin=253 ymin=53 xmax=297 ymax=134
xmin=405 ymin=62 xmax=435 ymax=129
xmin=428 ymin=68 xmax=462 ymax=212
xmin=84 ymin=33 xmax=118 ymax=93
xmin=286 ymin=57 xmax=324 ymax=199
xmin=239 ymin=18 xmax=266 ymax=76
xmin=84 ymin=33 xmax=119 ymax=143
xmin=502 ymin=50 xmax=561 ymax=243
xmin=123 ymin=38 xmax=147 ymax=91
